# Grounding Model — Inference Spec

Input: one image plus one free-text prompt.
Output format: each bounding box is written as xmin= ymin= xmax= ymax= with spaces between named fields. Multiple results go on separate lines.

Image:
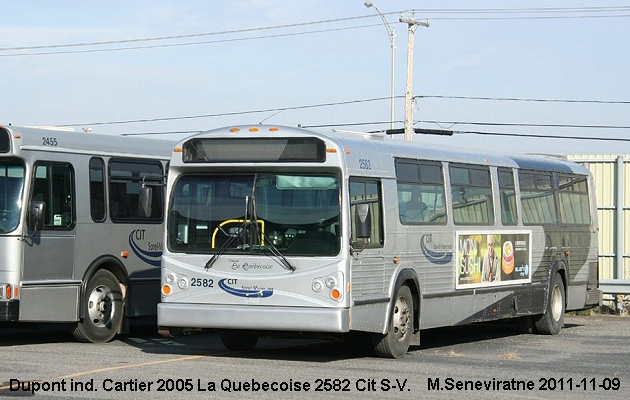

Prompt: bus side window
xmin=558 ymin=174 xmax=591 ymax=225
xmin=498 ymin=168 xmax=517 ymax=225
xmin=349 ymin=179 xmax=383 ymax=247
xmin=89 ymin=158 xmax=106 ymax=222
xmin=519 ymin=171 xmax=557 ymax=225
xmin=31 ymin=163 xmax=75 ymax=229
xmin=450 ymin=164 xmax=493 ymax=225
xmin=395 ymin=159 xmax=446 ymax=225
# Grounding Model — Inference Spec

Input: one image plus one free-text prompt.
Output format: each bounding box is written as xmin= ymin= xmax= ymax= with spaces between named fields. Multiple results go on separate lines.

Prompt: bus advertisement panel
xmin=456 ymin=231 xmax=532 ymax=289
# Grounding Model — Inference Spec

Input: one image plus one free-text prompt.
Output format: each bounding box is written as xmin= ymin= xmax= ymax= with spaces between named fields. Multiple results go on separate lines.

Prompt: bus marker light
xmin=162 ymin=285 xmax=172 ymax=295
xmin=268 ymin=127 xmax=279 ymax=132
xmin=14 ymin=287 xmax=18 ymax=299
xmin=326 ymin=148 xmax=337 ymax=153
xmin=173 ymin=147 xmax=183 ymax=153
xmin=330 ymin=289 xmax=341 ymax=301
xmin=393 ymin=256 xmax=400 ymax=264
xmin=121 ymin=251 xmax=129 ymax=258
xmin=229 ymin=127 xmax=240 ymax=133
xmin=345 ymin=149 xmax=351 ymax=154
xmin=249 ymin=127 xmax=259 ymax=132
xmin=5 ymin=285 xmax=11 ymax=300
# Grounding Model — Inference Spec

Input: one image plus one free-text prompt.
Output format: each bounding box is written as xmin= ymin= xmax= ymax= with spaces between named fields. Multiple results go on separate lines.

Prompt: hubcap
xmin=550 ymin=285 xmax=563 ymax=321
xmin=87 ymin=286 xmax=114 ymax=327
xmin=393 ymin=296 xmax=411 ymax=341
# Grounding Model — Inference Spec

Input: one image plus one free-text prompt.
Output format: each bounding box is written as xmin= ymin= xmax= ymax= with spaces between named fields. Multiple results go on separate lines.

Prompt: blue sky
xmin=1 ymin=0 xmax=629 ymax=155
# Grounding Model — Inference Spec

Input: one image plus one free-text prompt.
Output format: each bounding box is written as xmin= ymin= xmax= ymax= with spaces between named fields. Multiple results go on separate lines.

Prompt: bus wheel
xmin=219 ymin=329 xmax=259 ymax=351
xmin=535 ymin=273 xmax=565 ymax=335
xmin=72 ymin=269 xmax=124 ymax=343
xmin=372 ymin=285 xmax=413 ymax=358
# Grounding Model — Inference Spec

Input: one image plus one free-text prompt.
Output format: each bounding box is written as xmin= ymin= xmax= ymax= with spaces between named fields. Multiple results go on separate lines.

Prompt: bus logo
xmin=421 ymin=234 xmax=453 ymax=265
xmin=128 ymin=230 xmax=162 ymax=267
xmin=218 ymin=279 xmax=274 ymax=298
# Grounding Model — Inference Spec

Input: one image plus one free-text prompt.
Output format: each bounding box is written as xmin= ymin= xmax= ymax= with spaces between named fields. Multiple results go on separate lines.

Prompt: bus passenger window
xmin=395 ymin=159 xmax=446 ymax=224
xmin=89 ymin=158 xmax=106 ymax=222
xmin=498 ymin=168 xmax=517 ymax=225
xmin=450 ymin=164 xmax=493 ymax=225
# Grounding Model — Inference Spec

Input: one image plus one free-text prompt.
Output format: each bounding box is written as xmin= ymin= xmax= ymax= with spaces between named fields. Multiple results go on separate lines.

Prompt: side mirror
xmin=28 ymin=201 xmax=45 ymax=231
xmin=138 ymin=186 xmax=153 ymax=218
xmin=355 ymin=203 xmax=371 ymax=239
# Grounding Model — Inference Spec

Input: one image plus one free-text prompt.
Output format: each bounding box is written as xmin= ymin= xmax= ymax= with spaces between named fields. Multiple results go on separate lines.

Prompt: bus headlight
xmin=312 ymin=280 xmax=323 ymax=293
xmin=325 ymin=277 xmax=336 ymax=288
xmin=165 ymin=273 xmax=176 ymax=285
xmin=312 ymin=272 xmax=344 ymax=302
xmin=178 ymin=277 xmax=189 ymax=290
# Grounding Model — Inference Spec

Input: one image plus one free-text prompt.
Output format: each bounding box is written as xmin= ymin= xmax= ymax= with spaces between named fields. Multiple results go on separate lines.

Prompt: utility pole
xmin=399 ymin=16 xmax=429 ymax=141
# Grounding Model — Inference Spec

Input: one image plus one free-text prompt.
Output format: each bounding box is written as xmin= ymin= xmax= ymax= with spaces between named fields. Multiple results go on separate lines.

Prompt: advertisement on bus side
xmin=455 ymin=231 xmax=532 ymax=289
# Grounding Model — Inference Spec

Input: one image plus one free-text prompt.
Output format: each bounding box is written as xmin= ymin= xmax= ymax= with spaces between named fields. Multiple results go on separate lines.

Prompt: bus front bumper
xmin=158 ymin=303 xmax=349 ymax=333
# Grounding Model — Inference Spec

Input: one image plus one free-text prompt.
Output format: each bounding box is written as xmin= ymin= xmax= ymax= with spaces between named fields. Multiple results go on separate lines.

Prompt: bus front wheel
xmin=72 ymin=269 xmax=124 ymax=343
xmin=372 ymin=285 xmax=413 ymax=358
xmin=535 ymin=272 xmax=565 ymax=335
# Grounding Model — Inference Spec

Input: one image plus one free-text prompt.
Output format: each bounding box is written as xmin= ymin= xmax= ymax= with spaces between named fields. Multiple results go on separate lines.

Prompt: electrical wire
xmin=2 ymin=6 xmax=629 ymax=56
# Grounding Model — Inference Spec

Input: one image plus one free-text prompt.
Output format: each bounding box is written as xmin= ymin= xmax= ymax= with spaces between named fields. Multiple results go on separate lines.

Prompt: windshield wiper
xmin=204 ymin=222 xmax=247 ymax=270
xmin=205 ymin=196 xmax=252 ymax=270
xmin=249 ymin=195 xmax=295 ymax=272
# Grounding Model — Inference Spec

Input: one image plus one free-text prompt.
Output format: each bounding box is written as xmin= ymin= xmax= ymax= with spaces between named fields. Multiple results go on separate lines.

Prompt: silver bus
xmin=0 ymin=125 xmax=172 ymax=342
xmin=157 ymin=125 xmax=600 ymax=358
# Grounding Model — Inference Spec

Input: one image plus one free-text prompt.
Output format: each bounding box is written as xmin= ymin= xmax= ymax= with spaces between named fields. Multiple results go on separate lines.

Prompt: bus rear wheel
xmin=535 ymin=272 xmax=565 ymax=335
xmin=72 ymin=269 xmax=124 ymax=343
xmin=372 ymin=285 xmax=413 ymax=358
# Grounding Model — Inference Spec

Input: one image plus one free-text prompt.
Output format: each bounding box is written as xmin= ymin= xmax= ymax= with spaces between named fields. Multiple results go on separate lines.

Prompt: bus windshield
xmin=0 ymin=162 xmax=25 ymax=233
xmin=168 ymin=173 xmax=341 ymax=256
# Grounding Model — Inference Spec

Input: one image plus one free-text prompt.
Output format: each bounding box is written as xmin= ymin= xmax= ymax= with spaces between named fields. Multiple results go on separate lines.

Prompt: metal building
xmin=568 ymin=155 xmax=629 ymax=308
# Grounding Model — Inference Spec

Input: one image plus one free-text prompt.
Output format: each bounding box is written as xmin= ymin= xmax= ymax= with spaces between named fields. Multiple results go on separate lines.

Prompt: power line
xmin=0 ymin=14 xmax=376 ymax=52
xmin=60 ymin=96 xmax=399 ymax=127
xmin=419 ymin=120 xmax=630 ymax=130
xmin=450 ymin=130 xmax=630 ymax=142
xmin=0 ymin=24 xmax=380 ymax=57
xmin=58 ymin=93 xmax=630 ymax=129
xmin=419 ymin=95 xmax=630 ymax=105
xmin=2 ymin=6 xmax=629 ymax=57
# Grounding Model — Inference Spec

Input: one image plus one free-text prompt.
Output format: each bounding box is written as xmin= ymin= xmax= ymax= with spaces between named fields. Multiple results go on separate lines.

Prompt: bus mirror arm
xmin=20 ymin=201 xmax=45 ymax=241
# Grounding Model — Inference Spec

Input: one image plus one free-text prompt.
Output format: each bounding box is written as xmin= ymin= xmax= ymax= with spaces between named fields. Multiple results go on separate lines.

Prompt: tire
xmin=219 ymin=329 xmax=259 ymax=351
xmin=372 ymin=285 xmax=414 ymax=358
xmin=72 ymin=269 xmax=124 ymax=343
xmin=535 ymin=272 xmax=565 ymax=335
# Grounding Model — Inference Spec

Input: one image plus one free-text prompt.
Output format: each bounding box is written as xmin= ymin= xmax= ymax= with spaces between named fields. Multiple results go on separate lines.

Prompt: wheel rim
xmin=550 ymin=285 xmax=563 ymax=321
xmin=392 ymin=295 xmax=411 ymax=341
xmin=87 ymin=285 xmax=115 ymax=327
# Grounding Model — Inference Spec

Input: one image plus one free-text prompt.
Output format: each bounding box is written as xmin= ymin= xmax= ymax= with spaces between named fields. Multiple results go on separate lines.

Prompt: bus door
xmin=21 ymin=162 xmax=77 ymax=321
xmin=349 ymin=179 xmax=385 ymax=292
